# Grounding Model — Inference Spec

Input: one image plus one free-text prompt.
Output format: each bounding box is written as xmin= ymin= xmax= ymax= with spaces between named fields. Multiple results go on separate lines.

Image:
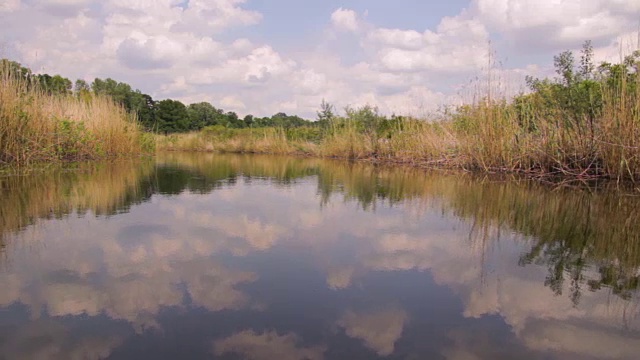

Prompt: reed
xmin=0 ymin=62 xmax=153 ymax=166
xmin=157 ymin=126 xmax=316 ymax=155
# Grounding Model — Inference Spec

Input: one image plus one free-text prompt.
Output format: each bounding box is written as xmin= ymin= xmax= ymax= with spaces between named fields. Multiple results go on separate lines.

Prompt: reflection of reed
xmin=156 ymin=152 xmax=323 ymax=184
xmin=0 ymin=159 xmax=154 ymax=247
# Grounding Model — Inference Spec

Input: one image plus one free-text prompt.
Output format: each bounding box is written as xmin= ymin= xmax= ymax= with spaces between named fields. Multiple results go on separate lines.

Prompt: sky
xmin=1 ymin=0 xmax=639 ymax=118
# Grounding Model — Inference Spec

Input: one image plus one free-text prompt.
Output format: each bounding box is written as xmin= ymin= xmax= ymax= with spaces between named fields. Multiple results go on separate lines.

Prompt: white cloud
xmin=116 ymin=35 xmax=183 ymax=69
xmin=172 ymin=0 xmax=262 ymax=35
xmin=0 ymin=0 xmax=21 ymax=12
xmin=373 ymin=15 xmax=490 ymax=73
xmin=190 ymin=45 xmax=296 ymax=85
xmin=475 ymin=0 xmax=640 ymax=48
xmin=220 ymin=96 xmax=247 ymax=111
xmin=330 ymin=8 xmax=360 ymax=32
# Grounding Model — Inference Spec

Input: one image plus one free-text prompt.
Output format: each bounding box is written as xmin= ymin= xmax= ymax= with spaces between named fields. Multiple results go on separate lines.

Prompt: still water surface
xmin=1 ymin=153 xmax=639 ymax=359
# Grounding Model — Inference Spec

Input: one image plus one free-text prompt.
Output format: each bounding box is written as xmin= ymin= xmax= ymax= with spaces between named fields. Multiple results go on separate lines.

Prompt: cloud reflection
xmin=0 ymin=320 xmax=126 ymax=360
xmin=337 ymin=308 xmax=407 ymax=356
xmin=213 ymin=330 xmax=326 ymax=360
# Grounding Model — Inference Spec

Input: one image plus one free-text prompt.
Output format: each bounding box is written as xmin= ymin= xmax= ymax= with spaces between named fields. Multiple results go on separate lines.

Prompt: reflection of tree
xmin=157 ymin=152 xmax=319 ymax=193
xmin=589 ymin=264 xmax=640 ymax=301
xmin=317 ymin=161 xmax=436 ymax=211
xmin=454 ymin=181 xmax=640 ymax=305
xmin=519 ymin=239 xmax=589 ymax=306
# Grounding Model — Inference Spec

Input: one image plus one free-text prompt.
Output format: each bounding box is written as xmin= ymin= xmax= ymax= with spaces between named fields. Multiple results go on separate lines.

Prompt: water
xmin=1 ymin=153 xmax=639 ymax=359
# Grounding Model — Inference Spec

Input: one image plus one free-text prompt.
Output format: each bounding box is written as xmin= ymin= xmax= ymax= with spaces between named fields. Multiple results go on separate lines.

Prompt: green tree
xmin=187 ymin=102 xmax=221 ymax=130
xmin=37 ymin=74 xmax=72 ymax=94
xmin=316 ymin=99 xmax=335 ymax=128
xmin=130 ymin=92 xmax=156 ymax=131
xmin=74 ymin=79 xmax=90 ymax=93
xmin=155 ymin=99 xmax=189 ymax=134
xmin=523 ymin=41 xmax=603 ymax=135
xmin=243 ymin=114 xmax=255 ymax=128
xmin=0 ymin=58 xmax=33 ymax=83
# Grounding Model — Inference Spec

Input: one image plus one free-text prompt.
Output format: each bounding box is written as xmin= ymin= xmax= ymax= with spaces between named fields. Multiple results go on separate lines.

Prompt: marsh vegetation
xmin=159 ymin=43 xmax=640 ymax=180
xmin=2 ymin=42 xmax=639 ymax=182
xmin=0 ymin=60 xmax=153 ymax=166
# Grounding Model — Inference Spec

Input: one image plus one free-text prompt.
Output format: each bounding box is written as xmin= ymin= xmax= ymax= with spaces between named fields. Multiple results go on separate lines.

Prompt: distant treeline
xmin=1 ymin=59 xmax=315 ymax=133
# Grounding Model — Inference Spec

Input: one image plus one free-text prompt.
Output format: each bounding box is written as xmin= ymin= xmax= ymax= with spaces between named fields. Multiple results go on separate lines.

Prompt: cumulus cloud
xmin=172 ymin=0 xmax=262 ymax=35
xmin=0 ymin=0 xmax=21 ymax=12
xmin=374 ymin=15 xmax=490 ymax=73
xmin=330 ymin=8 xmax=361 ymax=32
xmin=116 ymin=36 xmax=181 ymax=70
xmin=34 ymin=0 xmax=93 ymax=17
xmin=475 ymin=0 xmax=640 ymax=49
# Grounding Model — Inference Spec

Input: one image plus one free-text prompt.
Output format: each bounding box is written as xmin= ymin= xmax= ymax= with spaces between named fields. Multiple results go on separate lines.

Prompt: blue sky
xmin=245 ymin=0 xmax=470 ymax=42
xmin=1 ymin=0 xmax=638 ymax=118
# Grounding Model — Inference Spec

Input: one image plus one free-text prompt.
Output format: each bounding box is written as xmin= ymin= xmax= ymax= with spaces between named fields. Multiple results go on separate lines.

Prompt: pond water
xmin=1 ymin=153 xmax=639 ymax=359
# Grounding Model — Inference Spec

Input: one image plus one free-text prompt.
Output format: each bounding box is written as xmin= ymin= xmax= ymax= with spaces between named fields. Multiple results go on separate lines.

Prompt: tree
xmin=579 ymin=40 xmax=595 ymax=80
xmin=0 ymin=58 xmax=33 ymax=80
xmin=187 ymin=102 xmax=220 ymax=130
xmin=243 ymin=114 xmax=254 ymax=127
xmin=225 ymin=111 xmax=241 ymax=128
xmin=524 ymin=40 xmax=603 ymax=134
xmin=155 ymin=99 xmax=189 ymax=134
xmin=74 ymin=79 xmax=90 ymax=93
xmin=37 ymin=74 xmax=72 ymax=94
xmin=554 ymin=50 xmax=575 ymax=86
xmin=130 ymin=92 xmax=156 ymax=131
xmin=316 ymin=99 xmax=335 ymax=128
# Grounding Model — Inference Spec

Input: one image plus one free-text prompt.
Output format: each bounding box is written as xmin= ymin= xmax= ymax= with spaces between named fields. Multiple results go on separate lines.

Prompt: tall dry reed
xmin=0 ymin=63 xmax=153 ymax=166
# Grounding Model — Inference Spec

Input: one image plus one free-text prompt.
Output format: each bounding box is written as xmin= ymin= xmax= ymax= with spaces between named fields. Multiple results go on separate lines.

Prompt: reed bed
xmin=157 ymin=126 xmax=317 ymax=156
xmin=0 ymin=63 xmax=153 ymax=166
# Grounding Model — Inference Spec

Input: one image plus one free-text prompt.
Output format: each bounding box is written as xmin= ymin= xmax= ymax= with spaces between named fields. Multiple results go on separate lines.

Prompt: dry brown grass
xmin=0 ymin=64 xmax=153 ymax=166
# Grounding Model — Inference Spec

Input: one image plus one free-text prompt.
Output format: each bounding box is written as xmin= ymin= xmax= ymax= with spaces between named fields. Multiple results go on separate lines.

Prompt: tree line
xmin=1 ymin=59 xmax=315 ymax=134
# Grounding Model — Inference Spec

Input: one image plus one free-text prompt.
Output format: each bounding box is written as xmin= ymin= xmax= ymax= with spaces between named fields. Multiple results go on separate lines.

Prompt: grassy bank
xmin=0 ymin=61 xmax=153 ymax=166
xmin=158 ymin=46 xmax=640 ymax=181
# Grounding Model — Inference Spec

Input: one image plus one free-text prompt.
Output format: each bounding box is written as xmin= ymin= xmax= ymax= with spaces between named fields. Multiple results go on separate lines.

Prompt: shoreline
xmin=155 ymin=148 xmax=640 ymax=190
